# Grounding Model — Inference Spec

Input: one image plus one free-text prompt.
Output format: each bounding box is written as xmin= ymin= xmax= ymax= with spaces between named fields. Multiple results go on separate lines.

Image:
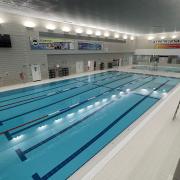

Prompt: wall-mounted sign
xmin=78 ymin=42 xmax=103 ymax=50
xmin=30 ymin=37 xmax=75 ymax=50
xmin=154 ymin=40 xmax=180 ymax=49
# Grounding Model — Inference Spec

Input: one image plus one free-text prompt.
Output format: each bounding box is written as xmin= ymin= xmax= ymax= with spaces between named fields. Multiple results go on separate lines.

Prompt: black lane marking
xmin=15 ymin=76 xmax=155 ymax=161
xmin=0 ymin=81 xmax=80 ymax=104
xmin=0 ymin=71 xmax=113 ymax=104
xmin=75 ymin=72 xmax=121 ymax=83
xmin=31 ymin=80 xmax=169 ymax=180
xmin=0 ymin=85 xmax=85 ymax=109
xmin=0 ymin=73 xmax=121 ymax=110
xmin=4 ymin=76 xmax=148 ymax=140
xmin=0 ymin=74 xmax=133 ymax=124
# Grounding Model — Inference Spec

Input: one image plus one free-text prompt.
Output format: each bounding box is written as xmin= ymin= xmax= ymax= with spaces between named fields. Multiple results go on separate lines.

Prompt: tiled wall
xmin=0 ymin=13 xmax=135 ymax=86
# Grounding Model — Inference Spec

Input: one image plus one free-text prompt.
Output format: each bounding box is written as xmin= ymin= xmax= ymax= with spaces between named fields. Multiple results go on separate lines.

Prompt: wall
xmin=135 ymin=35 xmax=180 ymax=56
xmin=133 ymin=35 xmax=180 ymax=67
xmin=0 ymin=12 xmax=136 ymax=86
xmin=47 ymin=53 xmax=133 ymax=74
xmin=135 ymin=48 xmax=180 ymax=56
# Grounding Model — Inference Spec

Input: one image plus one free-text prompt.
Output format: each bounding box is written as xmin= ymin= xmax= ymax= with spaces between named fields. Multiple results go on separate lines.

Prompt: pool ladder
xmin=173 ymin=100 xmax=180 ymax=120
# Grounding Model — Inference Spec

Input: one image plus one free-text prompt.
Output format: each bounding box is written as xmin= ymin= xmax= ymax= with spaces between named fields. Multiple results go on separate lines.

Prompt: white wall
xmin=135 ymin=35 xmax=180 ymax=56
xmin=0 ymin=12 xmax=136 ymax=86
xmin=47 ymin=53 xmax=133 ymax=74
xmin=135 ymin=49 xmax=180 ymax=56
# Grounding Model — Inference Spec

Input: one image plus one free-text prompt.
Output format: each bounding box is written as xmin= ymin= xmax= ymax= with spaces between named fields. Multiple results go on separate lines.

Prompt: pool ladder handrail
xmin=173 ymin=100 xmax=180 ymax=120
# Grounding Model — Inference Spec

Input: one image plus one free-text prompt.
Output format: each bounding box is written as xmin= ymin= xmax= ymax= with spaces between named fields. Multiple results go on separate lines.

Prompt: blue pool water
xmin=133 ymin=65 xmax=180 ymax=73
xmin=0 ymin=71 xmax=179 ymax=180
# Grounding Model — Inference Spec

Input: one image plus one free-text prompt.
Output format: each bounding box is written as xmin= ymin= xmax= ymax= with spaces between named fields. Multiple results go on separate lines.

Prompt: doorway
xmin=88 ymin=60 xmax=94 ymax=71
xmin=76 ymin=61 xmax=84 ymax=73
xmin=31 ymin=64 xmax=41 ymax=81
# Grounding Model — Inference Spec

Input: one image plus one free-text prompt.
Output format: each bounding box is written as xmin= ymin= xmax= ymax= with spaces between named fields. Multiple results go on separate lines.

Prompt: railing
xmin=173 ymin=100 xmax=180 ymax=120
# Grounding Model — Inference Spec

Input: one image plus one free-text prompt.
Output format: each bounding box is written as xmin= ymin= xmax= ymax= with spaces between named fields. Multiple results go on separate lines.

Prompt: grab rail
xmin=173 ymin=100 xmax=180 ymax=120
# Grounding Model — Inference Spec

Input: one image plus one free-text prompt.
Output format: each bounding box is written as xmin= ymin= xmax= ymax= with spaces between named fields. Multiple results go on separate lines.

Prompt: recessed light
xmin=114 ymin=34 xmax=120 ymax=38
xmin=160 ymin=36 xmax=166 ymax=40
xmin=62 ymin=26 xmax=71 ymax=32
xmin=104 ymin=32 xmax=110 ymax=37
xmin=86 ymin=29 xmax=93 ymax=35
xmin=130 ymin=36 xmax=135 ymax=40
xmin=46 ymin=24 xmax=56 ymax=30
xmin=75 ymin=28 xmax=83 ymax=34
xmin=172 ymin=35 xmax=177 ymax=39
xmin=23 ymin=21 xmax=36 ymax=28
xmin=95 ymin=31 xmax=102 ymax=36
xmin=123 ymin=35 xmax=128 ymax=39
xmin=0 ymin=18 xmax=4 ymax=24
xmin=147 ymin=36 xmax=154 ymax=40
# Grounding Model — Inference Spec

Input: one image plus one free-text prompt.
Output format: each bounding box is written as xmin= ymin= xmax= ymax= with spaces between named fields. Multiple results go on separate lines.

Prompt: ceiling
xmin=0 ymin=0 xmax=180 ymax=34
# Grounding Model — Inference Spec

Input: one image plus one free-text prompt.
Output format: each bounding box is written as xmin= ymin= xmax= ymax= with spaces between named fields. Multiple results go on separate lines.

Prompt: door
xmin=31 ymin=64 xmax=41 ymax=81
xmin=76 ymin=61 xmax=84 ymax=73
xmin=119 ymin=58 xmax=122 ymax=67
xmin=128 ymin=56 xmax=133 ymax=65
xmin=88 ymin=60 xmax=94 ymax=71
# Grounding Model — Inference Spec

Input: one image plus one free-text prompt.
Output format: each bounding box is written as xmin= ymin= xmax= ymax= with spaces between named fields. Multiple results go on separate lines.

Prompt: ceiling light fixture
xmin=46 ymin=24 xmax=56 ymax=30
xmin=0 ymin=18 xmax=4 ymax=24
xmin=75 ymin=28 xmax=83 ymax=34
xmin=62 ymin=26 xmax=71 ymax=32
xmin=160 ymin=36 xmax=166 ymax=40
xmin=104 ymin=32 xmax=110 ymax=37
xmin=114 ymin=34 xmax=120 ymax=38
xmin=147 ymin=36 xmax=154 ymax=40
xmin=23 ymin=21 xmax=36 ymax=28
xmin=86 ymin=29 xmax=93 ymax=35
xmin=130 ymin=36 xmax=135 ymax=40
xmin=95 ymin=31 xmax=102 ymax=36
xmin=123 ymin=35 xmax=128 ymax=40
xmin=172 ymin=35 xmax=177 ymax=39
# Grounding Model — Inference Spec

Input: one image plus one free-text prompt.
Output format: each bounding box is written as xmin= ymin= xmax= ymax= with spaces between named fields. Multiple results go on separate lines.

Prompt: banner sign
xmin=30 ymin=37 xmax=75 ymax=50
xmin=78 ymin=42 xmax=103 ymax=50
xmin=154 ymin=40 xmax=180 ymax=49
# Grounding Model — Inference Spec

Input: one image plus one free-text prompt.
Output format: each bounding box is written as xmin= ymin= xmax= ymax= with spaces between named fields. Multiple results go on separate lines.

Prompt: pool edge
xmin=70 ymin=83 xmax=180 ymax=180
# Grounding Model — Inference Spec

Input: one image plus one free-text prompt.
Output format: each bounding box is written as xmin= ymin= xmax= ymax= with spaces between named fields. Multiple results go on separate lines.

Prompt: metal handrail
xmin=173 ymin=100 xmax=180 ymax=120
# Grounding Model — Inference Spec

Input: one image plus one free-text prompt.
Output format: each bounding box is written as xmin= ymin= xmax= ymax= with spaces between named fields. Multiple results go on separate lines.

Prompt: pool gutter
xmin=70 ymin=83 xmax=180 ymax=180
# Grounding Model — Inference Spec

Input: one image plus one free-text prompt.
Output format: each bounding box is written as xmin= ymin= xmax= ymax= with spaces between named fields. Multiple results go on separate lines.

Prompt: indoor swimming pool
xmin=0 ymin=71 xmax=179 ymax=180
xmin=133 ymin=65 xmax=180 ymax=73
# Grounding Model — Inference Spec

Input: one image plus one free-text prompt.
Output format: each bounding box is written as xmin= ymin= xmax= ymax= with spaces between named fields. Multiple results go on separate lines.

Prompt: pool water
xmin=133 ymin=65 xmax=180 ymax=73
xmin=0 ymin=71 xmax=179 ymax=180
